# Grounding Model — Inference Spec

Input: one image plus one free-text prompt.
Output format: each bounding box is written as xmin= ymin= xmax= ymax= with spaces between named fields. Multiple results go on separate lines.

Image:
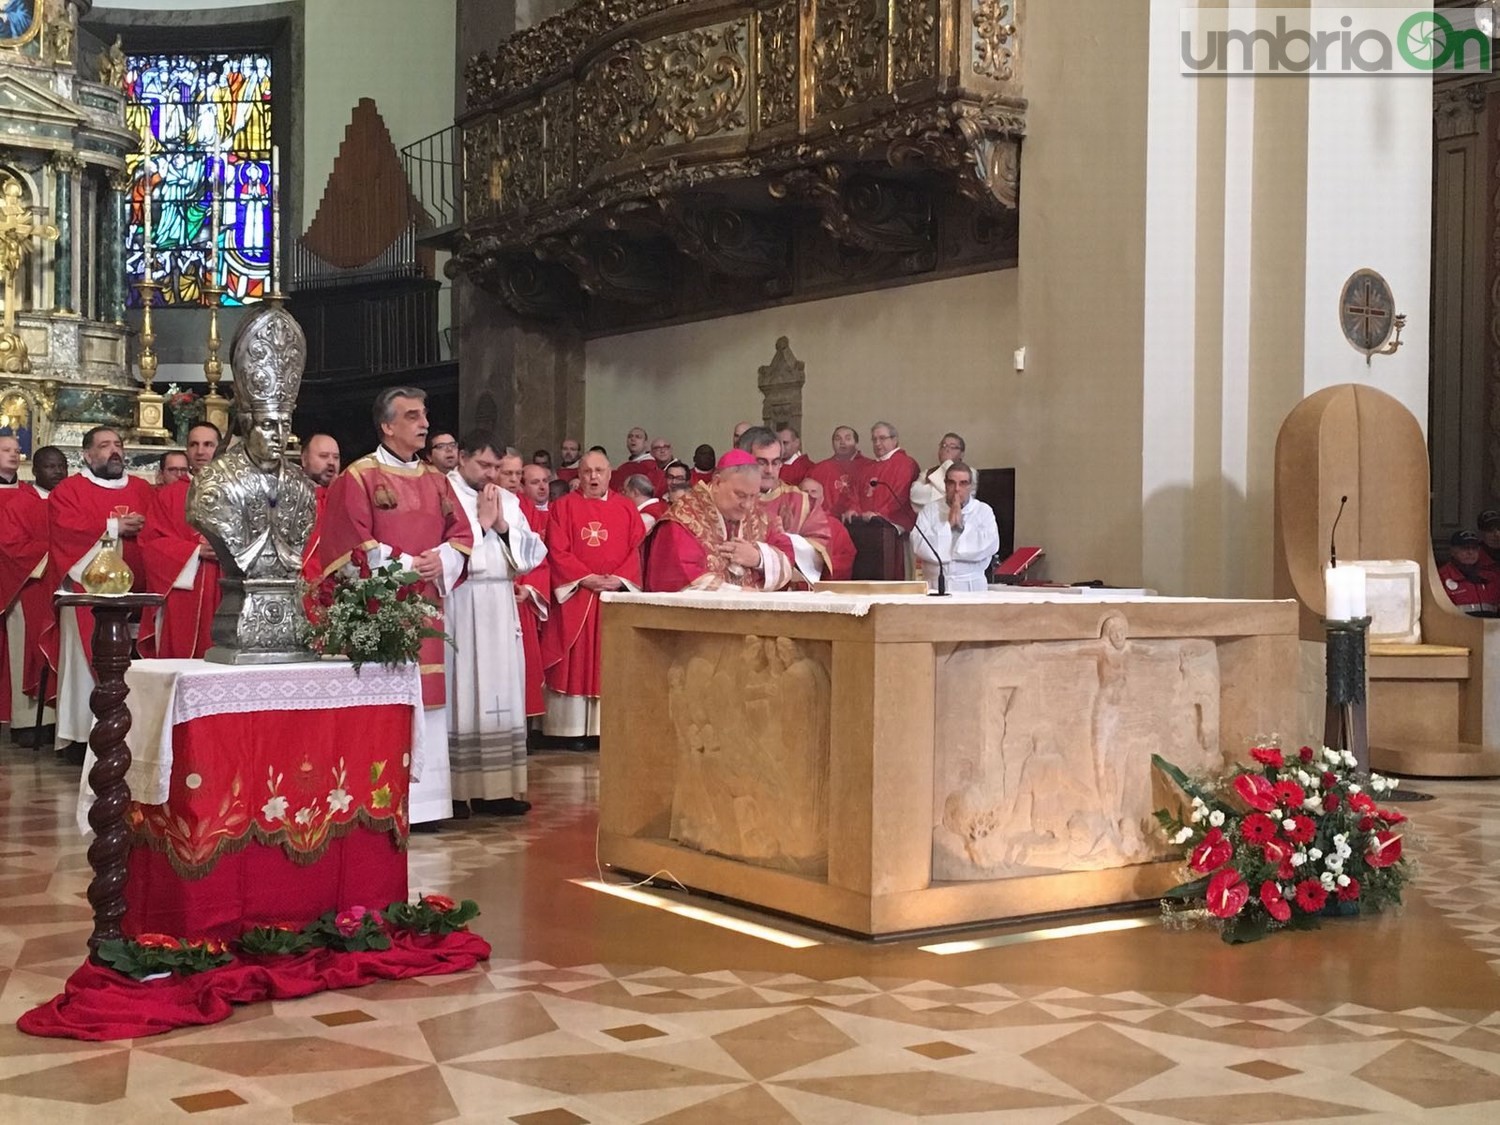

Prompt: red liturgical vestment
xmin=859 ymin=448 xmax=922 ymax=533
xmin=138 ymin=478 xmax=221 ymax=659
xmin=807 ymin=455 xmax=871 ymax=520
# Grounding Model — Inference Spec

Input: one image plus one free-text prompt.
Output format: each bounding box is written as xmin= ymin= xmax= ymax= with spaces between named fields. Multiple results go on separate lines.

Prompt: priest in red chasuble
xmin=852 ymin=420 xmax=921 ymax=533
xmin=609 ymin=426 xmax=666 ymax=495
xmin=297 ymin=433 xmax=341 ymax=602
xmin=737 ymin=426 xmax=834 ymax=586
xmin=541 ymin=449 xmax=645 ymax=739
xmin=2 ymin=444 xmax=67 ymax=735
xmin=44 ymin=427 xmax=153 ymax=752
xmin=776 ymin=424 xmax=813 ymax=487
xmin=806 ymin=425 xmax=871 ymax=520
xmin=320 ymin=388 xmax=473 ymax=825
xmin=800 ymin=477 xmax=856 ymax=581
xmin=554 ymin=437 xmax=582 ymax=486
xmin=139 ymin=422 xmax=223 ymax=659
xmin=644 ymin=450 xmax=796 ymax=593
xmin=512 ymin=463 xmax=553 ymax=719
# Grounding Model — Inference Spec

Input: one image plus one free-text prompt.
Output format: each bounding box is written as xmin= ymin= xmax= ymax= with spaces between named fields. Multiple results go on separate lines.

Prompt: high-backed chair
xmin=1273 ymin=383 xmax=1500 ymax=777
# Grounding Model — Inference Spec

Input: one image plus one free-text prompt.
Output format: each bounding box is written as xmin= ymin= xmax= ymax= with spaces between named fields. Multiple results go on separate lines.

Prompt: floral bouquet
xmin=303 ymin=549 xmax=449 ymax=671
xmin=96 ymin=934 xmax=234 ymax=980
xmin=1153 ymin=744 xmax=1412 ymax=943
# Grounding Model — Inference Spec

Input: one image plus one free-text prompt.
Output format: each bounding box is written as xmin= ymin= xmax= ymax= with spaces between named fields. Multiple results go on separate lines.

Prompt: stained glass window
xmin=124 ymin=52 xmax=273 ymax=307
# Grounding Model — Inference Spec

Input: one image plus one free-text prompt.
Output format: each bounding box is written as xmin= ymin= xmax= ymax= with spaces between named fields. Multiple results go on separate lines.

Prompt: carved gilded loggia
xmin=454 ymin=0 xmax=1026 ymax=333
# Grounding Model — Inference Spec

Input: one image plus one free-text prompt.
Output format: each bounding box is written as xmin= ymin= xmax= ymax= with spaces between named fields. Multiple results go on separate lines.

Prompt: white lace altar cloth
xmin=602 ymin=589 xmax=1274 ymax=616
xmin=76 ymin=659 xmax=425 ymax=834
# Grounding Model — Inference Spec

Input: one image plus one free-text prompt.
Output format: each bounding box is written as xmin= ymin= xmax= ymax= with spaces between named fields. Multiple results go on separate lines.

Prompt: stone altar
xmin=599 ymin=590 xmax=1299 ymax=937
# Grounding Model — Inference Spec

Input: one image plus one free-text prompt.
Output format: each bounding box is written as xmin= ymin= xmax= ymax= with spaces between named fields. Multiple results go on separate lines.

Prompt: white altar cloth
xmin=603 ymin=589 xmax=1282 ymax=617
xmin=76 ymin=659 xmax=425 ymax=834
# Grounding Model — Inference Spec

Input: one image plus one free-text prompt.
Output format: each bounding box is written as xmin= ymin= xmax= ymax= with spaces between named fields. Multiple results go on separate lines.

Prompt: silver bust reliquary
xmin=187 ymin=304 xmax=317 ymax=664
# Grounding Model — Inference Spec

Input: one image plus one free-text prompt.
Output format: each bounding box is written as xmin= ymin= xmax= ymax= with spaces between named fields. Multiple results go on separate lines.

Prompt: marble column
xmin=51 ymin=157 xmax=75 ymax=314
xmin=106 ymin=171 xmax=128 ymax=324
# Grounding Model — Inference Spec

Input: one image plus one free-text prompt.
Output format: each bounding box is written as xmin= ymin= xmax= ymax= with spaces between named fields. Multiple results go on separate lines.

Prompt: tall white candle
xmin=270 ymin=145 xmax=280 ymax=290
xmin=142 ymin=158 xmax=153 ymax=263
xmin=1324 ymin=564 xmax=1367 ymax=621
xmin=209 ymin=154 xmax=222 ymax=284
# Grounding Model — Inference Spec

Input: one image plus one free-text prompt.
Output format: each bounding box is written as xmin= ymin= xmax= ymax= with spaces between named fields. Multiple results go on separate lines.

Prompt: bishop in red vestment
xmin=44 ymin=428 xmax=153 ymax=750
xmin=542 ymin=450 xmax=645 ymax=737
xmin=320 ymin=392 xmax=473 ymax=823
xmin=0 ymin=447 xmax=66 ymax=736
xmin=644 ymin=451 xmax=796 ymax=592
xmin=807 ymin=425 xmax=871 ymax=520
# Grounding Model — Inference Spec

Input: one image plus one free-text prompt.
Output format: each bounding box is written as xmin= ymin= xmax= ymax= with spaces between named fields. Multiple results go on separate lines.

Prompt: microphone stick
xmin=1329 ymin=494 xmax=1348 ymax=568
xmin=868 ymin=477 xmax=948 ymax=596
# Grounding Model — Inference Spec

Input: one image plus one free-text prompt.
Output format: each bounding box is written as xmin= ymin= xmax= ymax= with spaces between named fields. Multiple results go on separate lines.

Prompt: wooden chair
xmin=1273 ymin=383 xmax=1500 ymax=777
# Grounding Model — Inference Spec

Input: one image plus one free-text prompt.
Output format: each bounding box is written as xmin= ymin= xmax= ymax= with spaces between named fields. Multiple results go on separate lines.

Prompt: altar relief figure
xmin=665 ymin=633 xmax=831 ymax=875
xmin=933 ymin=615 xmax=1222 ymax=879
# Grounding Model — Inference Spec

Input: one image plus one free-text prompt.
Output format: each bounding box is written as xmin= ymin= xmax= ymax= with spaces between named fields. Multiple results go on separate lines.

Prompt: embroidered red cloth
xmin=17 ymin=930 xmax=492 ymax=1041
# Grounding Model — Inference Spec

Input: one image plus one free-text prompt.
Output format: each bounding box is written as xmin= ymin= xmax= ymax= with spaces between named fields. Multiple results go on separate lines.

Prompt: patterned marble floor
xmin=3 ymin=747 xmax=1500 ymax=1123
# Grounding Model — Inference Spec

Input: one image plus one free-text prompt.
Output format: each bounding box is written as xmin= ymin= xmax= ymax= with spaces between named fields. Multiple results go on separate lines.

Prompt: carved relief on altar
xmin=758 ymin=335 xmax=805 ymax=435
xmin=932 ymin=615 xmax=1224 ymax=880
xmin=665 ymin=633 xmax=832 ymax=875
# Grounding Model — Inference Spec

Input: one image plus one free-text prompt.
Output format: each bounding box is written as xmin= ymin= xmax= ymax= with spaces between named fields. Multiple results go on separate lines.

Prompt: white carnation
xmin=1208 ymin=810 xmax=1225 ymax=828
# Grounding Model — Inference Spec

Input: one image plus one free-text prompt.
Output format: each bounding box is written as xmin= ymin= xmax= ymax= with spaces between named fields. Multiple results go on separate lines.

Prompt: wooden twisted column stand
xmin=55 ymin=592 xmax=163 ymax=958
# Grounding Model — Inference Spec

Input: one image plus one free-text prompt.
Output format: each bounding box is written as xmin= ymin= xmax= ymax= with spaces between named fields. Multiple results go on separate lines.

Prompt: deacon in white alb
xmin=912 ymin=460 xmax=1000 ymax=594
xmin=445 ymin=431 xmax=547 ymax=816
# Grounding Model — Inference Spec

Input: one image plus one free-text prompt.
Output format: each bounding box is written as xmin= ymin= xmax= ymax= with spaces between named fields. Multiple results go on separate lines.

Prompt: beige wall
xmin=585 ymin=0 xmax=1152 ymax=588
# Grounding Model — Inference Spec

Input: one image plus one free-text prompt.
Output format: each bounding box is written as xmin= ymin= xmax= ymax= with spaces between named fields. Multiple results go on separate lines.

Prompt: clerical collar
xmin=0 ymin=475 xmax=16 ymax=487
xmin=35 ymin=485 xmax=51 ymax=499
xmin=784 ymin=452 xmax=802 ymax=464
xmin=629 ymin=452 xmax=652 ymax=462
xmin=375 ymin=443 xmax=422 ymax=467
xmin=81 ymin=463 xmax=130 ymax=490
xmin=876 ymin=447 xmax=904 ymax=463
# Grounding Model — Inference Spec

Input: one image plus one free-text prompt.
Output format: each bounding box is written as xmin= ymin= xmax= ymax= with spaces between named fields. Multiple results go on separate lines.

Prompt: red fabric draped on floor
xmin=17 ymin=930 xmax=492 ymax=1041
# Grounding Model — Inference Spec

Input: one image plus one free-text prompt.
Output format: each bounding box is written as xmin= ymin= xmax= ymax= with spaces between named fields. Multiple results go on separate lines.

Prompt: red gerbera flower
xmin=1337 ymin=878 xmax=1361 ymax=902
xmin=1190 ymin=827 xmax=1233 ymax=874
xmin=1272 ymin=781 xmax=1306 ymax=809
xmin=1242 ymin=812 xmax=1278 ymax=844
xmin=1294 ymin=879 xmax=1328 ymax=913
xmin=1232 ymin=773 xmax=1278 ymax=812
xmin=1260 ymin=880 xmax=1292 ymax=922
xmin=1366 ymin=831 xmax=1403 ymax=869
xmin=1251 ymin=747 xmax=1285 ymax=768
xmin=1284 ymin=815 xmax=1316 ymax=845
xmin=1207 ymin=869 xmax=1250 ymax=919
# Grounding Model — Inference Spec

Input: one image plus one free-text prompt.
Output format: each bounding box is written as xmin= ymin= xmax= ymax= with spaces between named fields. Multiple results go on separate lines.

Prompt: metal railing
xmin=400 ymin=125 xmax=458 ymax=237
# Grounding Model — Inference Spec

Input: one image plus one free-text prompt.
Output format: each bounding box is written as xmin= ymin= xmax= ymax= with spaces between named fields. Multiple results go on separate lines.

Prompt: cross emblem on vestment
xmin=582 ymin=521 xmax=608 ymax=546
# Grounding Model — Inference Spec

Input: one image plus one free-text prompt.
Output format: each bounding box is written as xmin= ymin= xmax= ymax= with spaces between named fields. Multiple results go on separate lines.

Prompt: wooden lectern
xmin=847 ymin=518 xmax=904 ymax=580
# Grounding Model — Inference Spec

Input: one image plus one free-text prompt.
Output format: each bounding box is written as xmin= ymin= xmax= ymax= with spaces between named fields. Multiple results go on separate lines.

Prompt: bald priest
xmin=644 ymin=451 xmax=797 ymax=592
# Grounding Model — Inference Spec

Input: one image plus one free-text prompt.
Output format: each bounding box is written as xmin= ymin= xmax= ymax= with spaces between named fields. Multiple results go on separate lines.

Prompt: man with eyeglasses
xmin=426 ymin=432 xmax=459 ymax=473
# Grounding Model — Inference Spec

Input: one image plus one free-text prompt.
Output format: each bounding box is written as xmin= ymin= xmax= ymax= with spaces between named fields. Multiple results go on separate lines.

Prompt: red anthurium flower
xmin=1251 ymin=747 xmax=1284 ymax=768
xmin=1337 ymin=878 xmax=1361 ymax=902
xmin=1284 ymin=816 xmax=1316 ymax=845
xmin=1259 ymin=880 xmax=1292 ymax=922
xmin=422 ymin=894 xmax=457 ymax=912
xmin=1299 ymin=746 xmax=1315 ymax=762
xmin=1349 ymin=792 xmax=1376 ymax=814
xmin=1206 ymin=869 xmax=1250 ymax=918
xmin=1190 ymin=827 xmax=1233 ymax=873
xmin=1242 ymin=812 xmax=1277 ymax=844
xmin=1294 ymin=879 xmax=1328 ymax=913
xmin=1232 ymin=773 xmax=1278 ymax=812
xmin=1261 ymin=836 xmax=1291 ymax=864
xmin=365 ymin=597 xmax=382 ymax=615
xmin=1277 ymin=858 xmax=1295 ymax=880
xmin=1366 ymin=831 xmax=1403 ymax=868
xmin=1378 ymin=808 xmax=1407 ymax=825
xmin=1272 ymin=781 xmax=1306 ymax=808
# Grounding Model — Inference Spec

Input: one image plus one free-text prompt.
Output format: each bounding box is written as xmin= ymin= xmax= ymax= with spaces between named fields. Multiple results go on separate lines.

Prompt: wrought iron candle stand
xmin=1322 ymin=616 xmax=1371 ymax=773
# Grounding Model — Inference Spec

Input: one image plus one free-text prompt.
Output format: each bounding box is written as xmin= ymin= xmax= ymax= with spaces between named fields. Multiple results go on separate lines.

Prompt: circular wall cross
xmin=1339 ymin=269 xmax=1397 ymax=356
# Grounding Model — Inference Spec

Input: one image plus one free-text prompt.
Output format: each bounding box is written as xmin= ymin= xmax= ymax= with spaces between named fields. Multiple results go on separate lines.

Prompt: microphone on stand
xmin=1329 ymin=495 xmax=1348 ymax=567
xmin=868 ymin=477 xmax=948 ymax=596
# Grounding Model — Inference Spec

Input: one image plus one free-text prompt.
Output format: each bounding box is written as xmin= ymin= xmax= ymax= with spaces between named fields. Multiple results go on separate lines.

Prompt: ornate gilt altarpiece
xmin=455 ymin=1 xmax=1025 ymax=335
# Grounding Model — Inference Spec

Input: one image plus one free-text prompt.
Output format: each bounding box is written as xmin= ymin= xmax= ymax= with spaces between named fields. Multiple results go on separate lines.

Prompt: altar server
xmin=1 ymin=445 xmax=66 ymax=738
xmin=44 ymin=427 xmax=153 ymax=754
xmin=912 ymin=461 xmax=1000 ymax=593
xmin=541 ymin=449 xmax=645 ymax=739
xmin=139 ymin=423 xmax=222 ymax=659
xmin=446 ymin=431 xmax=545 ymax=815
xmin=320 ymin=388 xmax=473 ymax=825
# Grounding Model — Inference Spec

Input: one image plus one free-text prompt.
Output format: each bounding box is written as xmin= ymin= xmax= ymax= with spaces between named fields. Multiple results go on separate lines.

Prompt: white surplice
xmin=913 ymin=496 xmax=1001 ymax=593
xmin=445 ymin=471 xmax=546 ymax=801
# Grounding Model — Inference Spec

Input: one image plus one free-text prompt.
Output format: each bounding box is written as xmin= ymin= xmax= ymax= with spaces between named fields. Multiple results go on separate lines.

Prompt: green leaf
xmin=1222 ymin=912 xmax=1269 ymax=944
xmin=1163 ymin=875 xmax=1210 ymax=900
xmin=1152 ymin=754 xmax=1209 ymax=802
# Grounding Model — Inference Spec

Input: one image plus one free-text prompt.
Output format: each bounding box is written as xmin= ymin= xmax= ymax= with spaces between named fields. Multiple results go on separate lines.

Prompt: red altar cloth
xmin=122 ymin=705 xmax=413 ymax=938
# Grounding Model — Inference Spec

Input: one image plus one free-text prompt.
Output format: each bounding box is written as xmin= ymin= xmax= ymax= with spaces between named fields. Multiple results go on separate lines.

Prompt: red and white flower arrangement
xmin=303 ymin=548 xmax=448 ymax=670
xmin=1153 ymin=744 xmax=1413 ymax=943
